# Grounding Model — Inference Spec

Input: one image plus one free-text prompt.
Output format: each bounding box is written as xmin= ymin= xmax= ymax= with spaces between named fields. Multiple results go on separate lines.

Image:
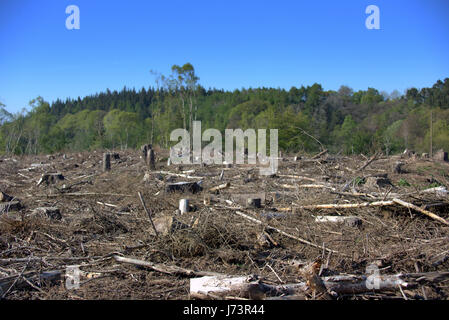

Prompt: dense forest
xmin=1 ymin=63 xmax=448 ymax=156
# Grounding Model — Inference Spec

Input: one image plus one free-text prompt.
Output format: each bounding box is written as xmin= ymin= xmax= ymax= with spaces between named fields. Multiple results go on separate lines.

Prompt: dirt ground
xmin=0 ymin=148 xmax=448 ymax=300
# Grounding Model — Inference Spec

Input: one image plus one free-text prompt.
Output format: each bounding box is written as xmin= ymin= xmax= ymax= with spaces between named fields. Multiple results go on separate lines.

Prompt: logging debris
xmin=0 ymin=149 xmax=448 ymax=300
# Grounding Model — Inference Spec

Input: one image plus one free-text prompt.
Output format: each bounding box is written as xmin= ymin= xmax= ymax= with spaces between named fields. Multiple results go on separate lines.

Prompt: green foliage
xmin=427 ymin=182 xmax=442 ymax=188
xmin=0 ymin=70 xmax=448 ymax=156
xmin=398 ymin=178 xmax=411 ymax=187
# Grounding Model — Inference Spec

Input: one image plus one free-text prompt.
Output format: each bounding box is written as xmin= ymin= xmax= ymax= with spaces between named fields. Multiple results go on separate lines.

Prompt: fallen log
xmin=41 ymin=192 xmax=133 ymax=197
xmin=113 ymin=255 xmax=222 ymax=277
xmin=356 ymin=152 xmax=379 ymax=172
xmin=0 ymin=270 xmax=63 ymax=296
xmin=157 ymin=170 xmax=202 ymax=179
xmin=190 ymin=271 xmax=449 ymax=299
xmin=277 ymin=175 xmax=317 ymax=182
xmin=311 ymin=149 xmax=328 ymax=160
xmin=392 ymin=198 xmax=449 ymax=225
xmin=315 ymin=216 xmax=362 ymax=227
xmin=209 ymin=182 xmax=230 ymax=194
xmin=297 ymin=200 xmax=394 ymax=210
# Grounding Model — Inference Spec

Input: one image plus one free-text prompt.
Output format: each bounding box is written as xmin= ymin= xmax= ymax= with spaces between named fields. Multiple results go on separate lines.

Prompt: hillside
xmin=0 ymin=65 xmax=448 ymax=156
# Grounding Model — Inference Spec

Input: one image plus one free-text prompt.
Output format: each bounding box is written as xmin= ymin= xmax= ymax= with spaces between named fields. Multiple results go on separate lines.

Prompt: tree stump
xmin=165 ymin=181 xmax=203 ymax=194
xmin=246 ymin=198 xmax=262 ymax=208
xmin=147 ymin=149 xmax=156 ymax=170
xmin=37 ymin=173 xmax=64 ymax=186
xmin=392 ymin=161 xmax=404 ymax=174
xmin=32 ymin=207 xmax=62 ymax=220
xmin=103 ymin=153 xmax=111 ymax=172
xmin=179 ymin=199 xmax=190 ymax=214
xmin=434 ymin=149 xmax=448 ymax=162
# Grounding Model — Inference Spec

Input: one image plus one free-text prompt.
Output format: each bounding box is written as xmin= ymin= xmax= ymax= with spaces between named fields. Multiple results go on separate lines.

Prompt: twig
xmin=234 ymin=210 xmax=338 ymax=254
xmin=1 ymin=256 xmax=31 ymax=299
xmin=137 ymin=192 xmax=159 ymax=238
xmin=113 ymin=255 xmax=221 ymax=277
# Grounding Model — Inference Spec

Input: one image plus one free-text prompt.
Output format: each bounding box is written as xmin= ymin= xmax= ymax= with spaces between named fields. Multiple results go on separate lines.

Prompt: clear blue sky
xmin=1 ymin=0 xmax=448 ymax=113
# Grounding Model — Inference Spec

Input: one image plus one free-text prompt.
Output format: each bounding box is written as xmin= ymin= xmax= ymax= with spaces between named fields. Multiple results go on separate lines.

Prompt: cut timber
xmin=392 ymin=198 xmax=449 ymax=225
xmin=311 ymin=149 xmax=328 ymax=160
xmin=158 ymin=170 xmax=202 ymax=179
xmin=356 ymin=152 xmax=378 ymax=172
xmin=37 ymin=173 xmax=64 ymax=186
xmin=113 ymin=255 xmax=221 ymax=277
xmin=421 ymin=186 xmax=447 ymax=197
xmin=299 ymin=184 xmax=336 ymax=191
xmin=298 ymin=200 xmax=394 ymax=210
xmin=165 ymin=181 xmax=203 ymax=194
xmin=209 ymin=182 xmax=230 ymax=194
xmin=190 ymin=271 xmax=449 ymax=299
xmin=315 ymin=216 xmax=362 ymax=227
xmin=32 ymin=207 xmax=62 ymax=220
xmin=277 ymin=174 xmax=317 ymax=182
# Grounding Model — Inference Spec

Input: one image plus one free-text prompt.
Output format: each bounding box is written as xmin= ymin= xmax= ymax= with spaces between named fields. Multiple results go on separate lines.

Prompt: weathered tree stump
xmin=392 ymin=161 xmax=404 ymax=174
xmin=103 ymin=153 xmax=111 ymax=172
xmin=37 ymin=173 xmax=64 ymax=186
xmin=246 ymin=198 xmax=262 ymax=208
xmin=434 ymin=149 xmax=448 ymax=162
xmin=150 ymin=216 xmax=189 ymax=236
xmin=165 ymin=181 xmax=203 ymax=194
xmin=32 ymin=207 xmax=62 ymax=220
xmin=365 ymin=176 xmax=392 ymax=189
xmin=179 ymin=199 xmax=190 ymax=214
xmin=147 ymin=149 xmax=156 ymax=170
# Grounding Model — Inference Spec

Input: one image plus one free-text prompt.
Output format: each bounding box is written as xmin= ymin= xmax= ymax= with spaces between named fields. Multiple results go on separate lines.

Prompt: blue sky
xmin=1 ymin=0 xmax=448 ymax=113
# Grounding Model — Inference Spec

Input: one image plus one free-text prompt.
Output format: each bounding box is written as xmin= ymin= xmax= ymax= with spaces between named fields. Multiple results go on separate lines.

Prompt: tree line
xmin=1 ymin=64 xmax=448 ymax=156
